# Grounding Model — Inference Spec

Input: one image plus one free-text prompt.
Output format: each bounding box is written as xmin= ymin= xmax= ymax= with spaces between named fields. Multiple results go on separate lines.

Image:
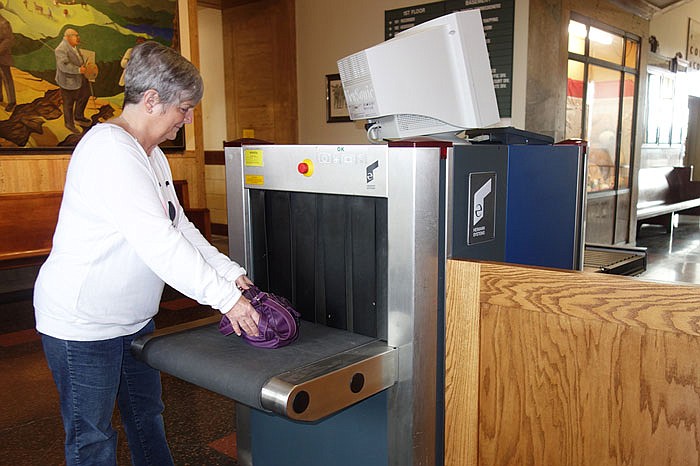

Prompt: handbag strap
xmin=242 ymin=285 xmax=262 ymax=303
xmin=242 ymin=285 xmax=300 ymax=339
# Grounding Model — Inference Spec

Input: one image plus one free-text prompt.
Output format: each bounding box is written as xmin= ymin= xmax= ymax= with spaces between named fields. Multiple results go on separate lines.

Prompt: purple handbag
xmin=218 ymin=285 xmax=301 ymax=349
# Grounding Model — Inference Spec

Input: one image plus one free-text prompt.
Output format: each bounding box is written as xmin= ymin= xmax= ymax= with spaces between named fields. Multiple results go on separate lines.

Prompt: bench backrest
xmin=637 ymin=167 xmax=678 ymax=206
xmin=0 ymin=192 xmax=62 ymax=263
xmin=666 ymin=166 xmax=700 ymax=202
xmin=0 ymin=183 xmax=209 ymax=268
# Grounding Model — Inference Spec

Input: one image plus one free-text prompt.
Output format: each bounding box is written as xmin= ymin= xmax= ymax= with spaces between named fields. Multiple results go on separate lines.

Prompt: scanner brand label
xmin=468 ymin=172 xmax=496 ymax=245
xmin=366 ymin=160 xmax=379 ymax=188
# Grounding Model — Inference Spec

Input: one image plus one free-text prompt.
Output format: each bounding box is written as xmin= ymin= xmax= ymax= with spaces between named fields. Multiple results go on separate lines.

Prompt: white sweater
xmin=34 ymin=123 xmax=245 ymax=341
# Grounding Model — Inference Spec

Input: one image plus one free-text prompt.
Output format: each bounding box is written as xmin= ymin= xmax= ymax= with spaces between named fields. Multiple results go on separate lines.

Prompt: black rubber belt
xmin=131 ymin=318 xmax=378 ymax=411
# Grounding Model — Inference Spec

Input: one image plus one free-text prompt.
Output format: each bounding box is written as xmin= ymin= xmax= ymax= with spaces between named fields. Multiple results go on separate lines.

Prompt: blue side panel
xmin=250 ymin=390 xmax=388 ymax=466
xmin=505 ymin=145 xmax=582 ymax=270
xmin=450 ymin=145 xmax=509 ymax=261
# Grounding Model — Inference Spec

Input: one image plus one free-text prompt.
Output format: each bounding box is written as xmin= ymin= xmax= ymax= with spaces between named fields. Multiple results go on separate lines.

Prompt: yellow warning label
xmin=245 ymin=174 xmax=264 ymax=185
xmin=244 ymin=149 xmax=264 ymax=167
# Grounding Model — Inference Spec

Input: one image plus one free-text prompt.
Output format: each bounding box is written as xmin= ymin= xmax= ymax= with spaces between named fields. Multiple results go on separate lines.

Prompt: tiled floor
xmin=635 ymin=218 xmax=700 ymax=285
xmin=2 ymin=227 xmax=700 ymax=466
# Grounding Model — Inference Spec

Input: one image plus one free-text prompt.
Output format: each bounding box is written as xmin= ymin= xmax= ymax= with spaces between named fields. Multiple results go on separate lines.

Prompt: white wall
xmin=198 ymin=7 xmax=229 ymax=225
xmin=295 ymin=0 xmax=404 ymax=144
xmin=650 ymin=0 xmax=700 ymax=59
xmin=198 ymin=7 xmax=228 ymax=150
xmin=294 ymin=0 xmax=529 ymax=144
xmin=194 ymin=0 xmax=695 ymax=147
xmin=650 ymin=0 xmax=700 ymax=96
xmin=192 ymin=0 xmax=530 ymax=146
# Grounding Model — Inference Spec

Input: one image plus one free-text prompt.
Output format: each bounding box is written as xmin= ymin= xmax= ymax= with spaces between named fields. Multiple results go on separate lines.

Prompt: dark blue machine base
xmin=250 ymin=391 xmax=388 ymax=466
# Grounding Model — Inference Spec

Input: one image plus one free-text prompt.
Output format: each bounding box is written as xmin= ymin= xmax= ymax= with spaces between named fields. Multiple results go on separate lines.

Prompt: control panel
xmin=242 ymin=145 xmax=388 ymax=197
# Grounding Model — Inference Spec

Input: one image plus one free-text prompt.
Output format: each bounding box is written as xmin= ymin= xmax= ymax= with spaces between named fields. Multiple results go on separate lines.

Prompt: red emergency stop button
xmin=297 ymin=158 xmax=314 ymax=177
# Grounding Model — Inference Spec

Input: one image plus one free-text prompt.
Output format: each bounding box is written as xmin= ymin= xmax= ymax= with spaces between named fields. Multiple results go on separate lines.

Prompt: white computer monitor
xmin=337 ymin=10 xmax=500 ymax=142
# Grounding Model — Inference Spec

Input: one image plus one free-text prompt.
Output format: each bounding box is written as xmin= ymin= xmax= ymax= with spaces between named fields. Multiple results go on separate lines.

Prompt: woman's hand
xmin=224 ymin=294 xmax=260 ymax=337
xmin=225 ymin=275 xmax=258 ymax=336
xmin=235 ymin=275 xmax=254 ymax=290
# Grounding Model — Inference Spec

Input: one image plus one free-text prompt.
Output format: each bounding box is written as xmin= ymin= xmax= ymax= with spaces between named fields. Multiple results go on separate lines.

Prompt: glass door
xmin=566 ymin=15 xmax=640 ymax=244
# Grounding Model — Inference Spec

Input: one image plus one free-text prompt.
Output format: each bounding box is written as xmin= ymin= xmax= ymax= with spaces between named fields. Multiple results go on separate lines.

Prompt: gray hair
xmin=123 ymin=41 xmax=203 ymax=107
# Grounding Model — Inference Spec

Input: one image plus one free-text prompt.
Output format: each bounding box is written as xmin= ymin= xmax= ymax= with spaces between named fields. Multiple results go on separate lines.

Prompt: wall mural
xmin=0 ymin=0 xmax=179 ymax=152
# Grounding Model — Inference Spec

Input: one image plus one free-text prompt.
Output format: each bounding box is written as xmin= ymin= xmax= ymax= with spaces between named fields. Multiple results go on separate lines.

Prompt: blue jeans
xmin=41 ymin=320 xmax=174 ymax=466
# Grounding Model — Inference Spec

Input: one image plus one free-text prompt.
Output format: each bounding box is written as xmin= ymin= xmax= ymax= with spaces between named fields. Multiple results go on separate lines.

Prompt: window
xmin=566 ymin=16 xmax=640 ymax=194
xmin=645 ymin=68 xmax=688 ymax=146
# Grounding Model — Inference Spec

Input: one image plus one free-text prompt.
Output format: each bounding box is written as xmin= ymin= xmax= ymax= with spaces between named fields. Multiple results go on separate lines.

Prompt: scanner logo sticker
xmin=467 ymin=172 xmax=496 ymax=245
xmin=366 ymin=160 xmax=379 ymax=188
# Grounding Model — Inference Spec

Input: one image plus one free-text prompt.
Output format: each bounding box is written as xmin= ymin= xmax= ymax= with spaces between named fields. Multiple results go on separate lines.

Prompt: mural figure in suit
xmin=55 ymin=28 xmax=91 ymax=133
xmin=0 ymin=2 xmax=16 ymax=113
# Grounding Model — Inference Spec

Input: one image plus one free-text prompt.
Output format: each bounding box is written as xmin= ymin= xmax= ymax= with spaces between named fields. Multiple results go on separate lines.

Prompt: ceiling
xmin=607 ymin=0 xmax=695 ymax=19
xmin=643 ymin=0 xmax=692 ymax=8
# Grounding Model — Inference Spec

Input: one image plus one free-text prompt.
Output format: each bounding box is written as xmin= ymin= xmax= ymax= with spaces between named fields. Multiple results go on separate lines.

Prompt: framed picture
xmin=326 ymin=73 xmax=351 ymax=123
xmin=0 ymin=0 xmax=182 ymax=152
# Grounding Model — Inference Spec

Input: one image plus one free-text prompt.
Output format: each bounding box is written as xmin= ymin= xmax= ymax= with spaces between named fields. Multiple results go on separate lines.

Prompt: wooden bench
xmin=0 ymin=191 xmax=62 ymax=270
xmin=0 ymin=181 xmax=211 ymax=271
xmin=173 ymin=180 xmax=212 ymax=241
xmin=636 ymin=166 xmax=700 ymax=233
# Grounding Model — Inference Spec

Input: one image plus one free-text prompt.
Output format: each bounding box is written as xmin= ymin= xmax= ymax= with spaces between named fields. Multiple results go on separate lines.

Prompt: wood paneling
xmin=222 ymin=0 xmax=298 ymax=144
xmin=198 ymin=0 xmax=260 ymax=9
xmin=444 ymin=260 xmax=481 ymax=466
xmin=445 ymin=260 xmax=700 ymax=465
xmin=0 ymin=153 xmax=204 ymax=205
xmin=165 ymin=153 xmax=203 ymax=206
xmin=204 ymin=150 xmax=225 ymax=165
xmin=199 ymin=0 xmax=223 ymax=8
xmin=185 ymin=0 xmax=207 ymax=207
xmin=0 ymin=155 xmax=70 ymax=193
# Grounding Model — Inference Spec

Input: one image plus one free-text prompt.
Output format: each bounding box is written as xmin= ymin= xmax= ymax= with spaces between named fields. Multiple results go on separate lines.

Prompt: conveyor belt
xmin=583 ymin=244 xmax=647 ymax=276
xmin=131 ymin=317 xmax=397 ymax=421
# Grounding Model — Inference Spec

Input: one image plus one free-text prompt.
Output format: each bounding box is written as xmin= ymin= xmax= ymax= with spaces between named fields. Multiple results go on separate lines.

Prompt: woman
xmin=34 ymin=41 xmax=259 ymax=465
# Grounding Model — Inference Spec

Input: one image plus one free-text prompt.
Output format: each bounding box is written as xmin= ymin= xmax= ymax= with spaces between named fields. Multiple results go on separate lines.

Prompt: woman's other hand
xmin=224 ymin=294 xmax=260 ymax=337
